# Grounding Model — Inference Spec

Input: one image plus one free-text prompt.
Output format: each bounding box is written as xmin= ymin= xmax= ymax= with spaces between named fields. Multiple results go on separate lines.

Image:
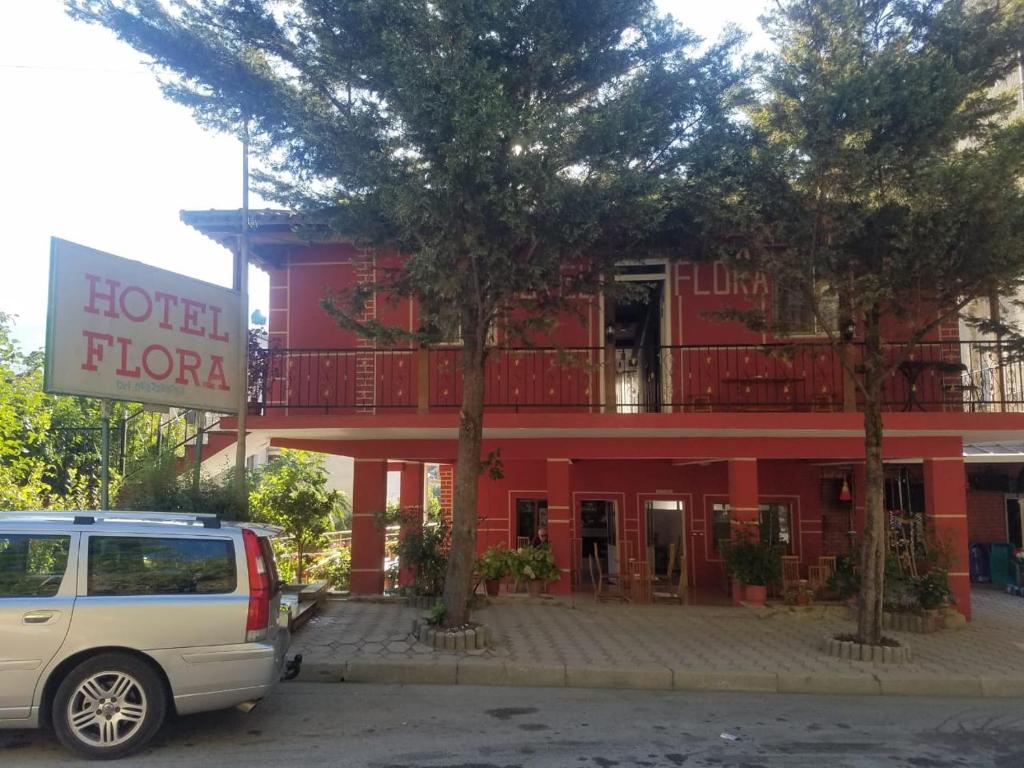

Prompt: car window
xmin=87 ymin=536 xmax=236 ymax=596
xmin=0 ymin=534 xmax=71 ymax=598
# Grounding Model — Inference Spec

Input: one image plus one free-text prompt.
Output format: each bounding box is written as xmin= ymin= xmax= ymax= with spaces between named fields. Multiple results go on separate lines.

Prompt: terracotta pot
xmin=743 ymin=584 xmax=767 ymax=607
xmin=796 ymin=593 xmax=810 ymax=607
xmin=731 ymin=579 xmax=744 ymax=607
xmin=485 ymin=579 xmax=501 ymax=597
xmin=527 ymin=580 xmax=544 ymax=597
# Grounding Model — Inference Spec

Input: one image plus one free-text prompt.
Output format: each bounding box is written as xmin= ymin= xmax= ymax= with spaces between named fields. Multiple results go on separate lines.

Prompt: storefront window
xmin=759 ymin=503 xmax=792 ymax=553
xmin=712 ymin=503 xmax=731 ymax=554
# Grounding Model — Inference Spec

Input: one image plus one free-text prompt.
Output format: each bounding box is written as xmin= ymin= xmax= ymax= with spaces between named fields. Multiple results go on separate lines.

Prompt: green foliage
xmin=395 ymin=519 xmax=450 ymax=597
xmin=250 ymin=450 xmax=346 ymax=582
xmin=720 ymin=534 xmax=781 ymax=587
xmin=911 ymin=569 xmax=952 ymax=611
xmin=475 ymin=544 xmax=512 ymax=581
xmin=305 ymin=547 xmax=352 ymax=591
xmin=825 ymin=555 xmax=861 ymax=601
xmin=510 ymin=545 xmax=560 ymax=584
xmin=117 ymin=452 xmax=246 ymax=519
xmin=429 ymin=601 xmax=447 ymax=627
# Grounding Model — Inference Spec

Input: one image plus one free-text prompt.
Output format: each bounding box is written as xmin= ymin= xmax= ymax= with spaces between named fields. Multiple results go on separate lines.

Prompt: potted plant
xmin=475 ymin=545 xmax=511 ymax=597
xmin=721 ymin=536 xmax=780 ymax=608
xmin=512 ymin=546 xmax=560 ymax=596
xmin=783 ymin=580 xmax=814 ymax=607
xmin=911 ymin=568 xmax=952 ymax=630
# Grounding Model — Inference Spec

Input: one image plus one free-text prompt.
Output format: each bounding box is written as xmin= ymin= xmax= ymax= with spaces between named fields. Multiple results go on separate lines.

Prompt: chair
xmin=516 ymin=536 xmax=530 ymax=549
xmin=781 ymin=555 xmax=800 ymax=590
xmin=589 ymin=553 xmax=626 ymax=602
xmin=653 ymin=543 xmax=681 ymax=603
xmin=818 ymin=556 xmax=837 ymax=580
xmin=808 ymin=565 xmax=828 ymax=596
xmin=628 ymin=559 xmax=652 ymax=604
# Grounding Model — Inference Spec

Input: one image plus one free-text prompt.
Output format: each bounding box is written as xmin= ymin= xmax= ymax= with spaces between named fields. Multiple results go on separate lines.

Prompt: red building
xmin=184 ymin=209 xmax=1024 ymax=619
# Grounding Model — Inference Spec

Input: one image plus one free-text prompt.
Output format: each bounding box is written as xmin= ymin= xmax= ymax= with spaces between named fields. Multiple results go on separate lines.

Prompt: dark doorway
xmin=611 ymin=281 xmax=663 ymax=413
xmin=515 ymin=499 xmax=547 ymax=545
xmin=581 ymin=500 xmax=618 ymax=579
xmin=1007 ymin=497 xmax=1022 ymax=549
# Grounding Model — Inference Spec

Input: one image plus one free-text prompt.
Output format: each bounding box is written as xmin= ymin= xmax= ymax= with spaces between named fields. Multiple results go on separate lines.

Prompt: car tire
xmin=51 ymin=652 xmax=167 ymax=760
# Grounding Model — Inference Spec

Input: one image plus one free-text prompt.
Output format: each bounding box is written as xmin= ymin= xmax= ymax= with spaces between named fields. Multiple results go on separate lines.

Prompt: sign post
xmin=100 ymin=399 xmax=111 ymax=510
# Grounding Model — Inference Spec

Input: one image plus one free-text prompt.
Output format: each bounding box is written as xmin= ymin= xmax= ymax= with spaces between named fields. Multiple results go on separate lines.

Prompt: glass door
xmin=645 ymin=500 xmax=685 ymax=589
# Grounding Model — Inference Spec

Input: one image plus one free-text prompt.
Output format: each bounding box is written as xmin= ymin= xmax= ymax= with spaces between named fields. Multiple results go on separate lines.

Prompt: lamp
xmin=839 ymin=477 xmax=852 ymax=502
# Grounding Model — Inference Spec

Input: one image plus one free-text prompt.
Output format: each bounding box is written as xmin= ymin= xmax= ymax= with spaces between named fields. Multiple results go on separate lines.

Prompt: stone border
xmin=295 ymin=659 xmax=1020 ymax=698
xmin=411 ymin=617 xmax=492 ymax=651
xmin=820 ymin=635 xmax=911 ymax=663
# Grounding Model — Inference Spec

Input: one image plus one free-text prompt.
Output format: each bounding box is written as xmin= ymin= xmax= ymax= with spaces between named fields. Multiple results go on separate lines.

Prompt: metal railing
xmin=247 ymin=341 xmax=1024 ymax=414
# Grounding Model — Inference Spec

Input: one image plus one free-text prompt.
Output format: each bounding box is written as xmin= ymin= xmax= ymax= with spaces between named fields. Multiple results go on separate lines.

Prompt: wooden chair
xmin=589 ymin=553 xmax=626 ymax=602
xmin=653 ymin=543 xmax=680 ymax=603
xmin=781 ymin=555 xmax=800 ymax=590
xmin=818 ymin=556 xmax=837 ymax=580
xmin=516 ymin=536 xmax=530 ymax=550
xmin=678 ymin=553 xmax=688 ymax=593
xmin=807 ymin=565 xmax=828 ymax=596
xmin=628 ymin=559 xmax=652 ymax=604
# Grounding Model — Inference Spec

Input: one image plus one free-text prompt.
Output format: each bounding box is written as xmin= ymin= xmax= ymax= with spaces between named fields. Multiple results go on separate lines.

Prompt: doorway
xmin=581 ymin=500 xmax=618 ymax=579
xmin=609 ymin=274 xmax=665 ymax=414
xmin=1007 ymin=496 xmax=1023 ymax=549
xmin=645 ymin=500 xmax=686 ymax=588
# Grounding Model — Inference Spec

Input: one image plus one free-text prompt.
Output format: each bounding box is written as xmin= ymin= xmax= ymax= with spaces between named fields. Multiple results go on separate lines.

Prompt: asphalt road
xmin=3 ymin=682 xmax=1023 ymax=768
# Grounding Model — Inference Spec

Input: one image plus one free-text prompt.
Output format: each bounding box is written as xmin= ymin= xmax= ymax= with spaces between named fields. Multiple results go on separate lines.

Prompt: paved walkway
xmin=291 ymin=587 xmax=1024 ymax=697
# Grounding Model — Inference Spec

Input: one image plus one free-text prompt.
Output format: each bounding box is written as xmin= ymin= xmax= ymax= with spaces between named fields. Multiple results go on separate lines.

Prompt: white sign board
xmin=46 ymin=238 xmax=242 ymax=413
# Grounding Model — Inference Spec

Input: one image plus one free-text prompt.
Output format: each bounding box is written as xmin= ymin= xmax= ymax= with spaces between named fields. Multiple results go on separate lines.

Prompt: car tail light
xmin=243 ymin=529 xmax=270 ymax=642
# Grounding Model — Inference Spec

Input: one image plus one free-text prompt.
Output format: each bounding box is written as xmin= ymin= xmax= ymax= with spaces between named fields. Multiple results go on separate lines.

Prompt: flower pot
xmin=743 ymin=584 xmax=767 ymax=607
xmin=485 ymin=578 xmax=501 ymax=597
xmin=731 ymin=579 xmax=744 ymax=607
xmin=527 ymin=579 xmax=544 ymax=597
xmin=796 ymin=593 xmax=810 ymax=607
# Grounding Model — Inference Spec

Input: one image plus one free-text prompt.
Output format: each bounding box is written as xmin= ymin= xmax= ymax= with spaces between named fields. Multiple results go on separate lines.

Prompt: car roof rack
xmin=0 ymin=511 xmax=222 ymax=528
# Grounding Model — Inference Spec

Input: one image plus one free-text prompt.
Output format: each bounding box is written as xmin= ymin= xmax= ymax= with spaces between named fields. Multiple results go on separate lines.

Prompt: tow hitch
xmin=282 ymin=653 xmax=303 ymax=681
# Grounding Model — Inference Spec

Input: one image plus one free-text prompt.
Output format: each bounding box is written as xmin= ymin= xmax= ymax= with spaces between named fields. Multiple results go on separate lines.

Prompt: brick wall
xmin=439 ymin=464 xmax=453 ymax=522
xmin=967 ymin=488 xmax=1007 ymax=544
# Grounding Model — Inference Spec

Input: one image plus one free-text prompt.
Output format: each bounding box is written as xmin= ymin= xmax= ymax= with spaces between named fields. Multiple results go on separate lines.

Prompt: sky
xmin=2 ymin=0 xmax=770 ymax=353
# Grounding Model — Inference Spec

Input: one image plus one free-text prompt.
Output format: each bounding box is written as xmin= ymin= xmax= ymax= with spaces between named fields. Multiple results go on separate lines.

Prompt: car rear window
xmin=87 ymin=536 xmax=236 ymax=596
xmin=0 ymin=534 xmax=71 ymax=598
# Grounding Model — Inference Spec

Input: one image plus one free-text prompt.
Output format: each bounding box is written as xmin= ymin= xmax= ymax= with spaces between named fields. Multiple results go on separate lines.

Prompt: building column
xmin=351 ymin=459 xmax=387 ymax=595
xmin=398 ymin=461 xmax=425 ymax=588
xmin=728 ymin=458 xmax=759 ymax=539
xmin=546 ymin=458 xmax=573 ymax=595
xmin=923 ymin=457 xmax=972 ymax=621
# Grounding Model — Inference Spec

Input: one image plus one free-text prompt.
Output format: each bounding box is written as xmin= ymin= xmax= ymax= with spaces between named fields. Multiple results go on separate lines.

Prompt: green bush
xmin=396 ymin=519 xmax=450 ymax=596
xmin=509 ymin=546 xmax=560 ymax=583
xmin=825 ymin=554 xmax=861 ymax=600
xmin=475 ymin=544 xmax=512 ymax=581
xmin=721 ymin=535 xmax=781 ymax=586
xmin=306 ymin=547 xmax=352 ymax=591
xmin=911 ymin=569 xmax=951 ymax=611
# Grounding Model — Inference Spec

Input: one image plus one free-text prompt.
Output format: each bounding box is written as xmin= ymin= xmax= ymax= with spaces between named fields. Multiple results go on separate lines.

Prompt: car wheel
xmin=52 ymin=653 xmax=167 ymax=760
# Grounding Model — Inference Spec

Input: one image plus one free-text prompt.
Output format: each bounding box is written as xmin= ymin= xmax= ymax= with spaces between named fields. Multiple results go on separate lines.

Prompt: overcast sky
xmin=2 ymin=0 xmax=769 ymax=352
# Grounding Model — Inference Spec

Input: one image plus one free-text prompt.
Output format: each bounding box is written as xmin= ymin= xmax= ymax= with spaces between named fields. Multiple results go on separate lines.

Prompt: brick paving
xmin=290 ymin=586 xmax=1024 ymax=694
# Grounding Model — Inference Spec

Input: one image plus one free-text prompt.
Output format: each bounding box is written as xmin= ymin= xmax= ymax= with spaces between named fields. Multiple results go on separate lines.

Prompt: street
xmin=2 ymin=682 xmax=1023 ymax=767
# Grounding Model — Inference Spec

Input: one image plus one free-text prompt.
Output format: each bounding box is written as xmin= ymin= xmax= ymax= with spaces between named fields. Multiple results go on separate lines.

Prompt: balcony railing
xmin=247 ymin=341 xmax=1024 ymax=415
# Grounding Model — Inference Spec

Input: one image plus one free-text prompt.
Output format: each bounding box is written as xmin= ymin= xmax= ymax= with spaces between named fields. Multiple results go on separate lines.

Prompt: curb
xmin=293 ymin=659 xmax=1024 ymax=698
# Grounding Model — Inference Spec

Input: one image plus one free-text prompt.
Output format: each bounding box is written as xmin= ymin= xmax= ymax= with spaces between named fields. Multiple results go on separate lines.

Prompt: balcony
xmin=247 ymin=341 xmax=1024 ymax=415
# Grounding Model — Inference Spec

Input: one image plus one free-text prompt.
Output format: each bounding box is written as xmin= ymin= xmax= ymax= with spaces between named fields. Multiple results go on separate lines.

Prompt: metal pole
xmin=233 ymin=120 xmax=250 ymax=514
xmin=100 ymin=400 xmax=111 ymax=510
xmin=193 ymin=410 xmax=205 ymax=505
xmin=119 ymin=406 xmax=128 ymax=476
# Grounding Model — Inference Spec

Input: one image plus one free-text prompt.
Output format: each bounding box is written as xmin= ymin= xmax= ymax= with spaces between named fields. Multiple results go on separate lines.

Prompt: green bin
xmin=990 ymin=542 xmax=1013 ymax=588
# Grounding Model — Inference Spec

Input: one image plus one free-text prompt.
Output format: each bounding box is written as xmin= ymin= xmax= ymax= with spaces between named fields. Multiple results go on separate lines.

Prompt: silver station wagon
xmin=0 ymin=511 xmax=295 ymax=759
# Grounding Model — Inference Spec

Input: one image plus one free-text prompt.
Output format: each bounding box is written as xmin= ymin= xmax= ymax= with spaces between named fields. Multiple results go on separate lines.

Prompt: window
xmin=711 ymin=503 xmax=793 ymax=554
xmin=712 ymin=504 xmax=731 ymax=555
xmin=774 ymin=280 xmax=837 ymax=335
xmin=87 ymin=536 xmax=236 ymax=596
xmin=0 ymin=534 xmax=71 ymax=598
xmin=516 ymin=499 xmax=548 ymax=541
xmin=759 ymin=503 xmax=793 ymax=553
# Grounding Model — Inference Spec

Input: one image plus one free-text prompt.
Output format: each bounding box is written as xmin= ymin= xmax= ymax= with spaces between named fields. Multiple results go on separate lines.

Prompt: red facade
xmin=184 ymin=210 xmax=1024 ymax=619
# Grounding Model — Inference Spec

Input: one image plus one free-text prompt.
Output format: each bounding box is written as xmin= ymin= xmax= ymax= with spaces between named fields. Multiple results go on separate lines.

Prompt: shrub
xmin=510 ymin=546 xmax=560 ymax=583
xmin=475 ymin=545 xmax=512 ymax=581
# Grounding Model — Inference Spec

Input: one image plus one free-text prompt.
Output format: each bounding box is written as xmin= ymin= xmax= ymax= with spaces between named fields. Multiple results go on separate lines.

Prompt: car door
xmin=0 ymin=530 xmax=78 ymax=720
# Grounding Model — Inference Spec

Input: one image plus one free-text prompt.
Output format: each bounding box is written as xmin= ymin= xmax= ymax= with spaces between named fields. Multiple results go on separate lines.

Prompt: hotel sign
xmin=45 ymin=238 xmax=242 ymax=413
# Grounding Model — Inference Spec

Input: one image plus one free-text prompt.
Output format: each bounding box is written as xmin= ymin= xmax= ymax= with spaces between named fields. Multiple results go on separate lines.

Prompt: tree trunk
xmin=441 ymin=332 xmax=486 ymax=627
xmin=856 ymin=310 xmax=886 ymax=645
xmin=297 ymin=542 xmax=305 ymax=584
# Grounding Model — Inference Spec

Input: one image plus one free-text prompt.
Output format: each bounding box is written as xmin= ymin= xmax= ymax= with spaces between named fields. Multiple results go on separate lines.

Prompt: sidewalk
xmin=290 ymin=587 xmax=1024 ymax=697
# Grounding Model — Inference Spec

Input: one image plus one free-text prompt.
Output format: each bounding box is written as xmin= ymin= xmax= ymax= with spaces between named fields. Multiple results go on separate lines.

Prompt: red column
xmin=351 ymin=458 xmax=387 ymax=595
xmin=728 ymin=458 xmax=760 ymax=538
xmin=923 ymin=457 xmax=971 ymax=621
xmin=398 ymin=462 xmax=424 ymax=588
xmin=546 ymin=458 xmax=573 ymax=595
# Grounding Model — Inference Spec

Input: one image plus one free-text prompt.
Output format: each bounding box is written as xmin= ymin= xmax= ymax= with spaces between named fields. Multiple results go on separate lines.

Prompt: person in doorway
xmin=531 ymin=526 xmax=550 ymax=548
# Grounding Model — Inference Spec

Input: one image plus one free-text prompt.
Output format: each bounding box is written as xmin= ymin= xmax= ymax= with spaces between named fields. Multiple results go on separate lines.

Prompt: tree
xmin=69 ymin=0 xmax=743 ymax=624
xmin=708 ymin=0 xmax=1024 ymax=644
xmin=249 ymin=450 xmax=345 ymax=582
xmin=0 ymin=312 xmax=51 ymax=509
